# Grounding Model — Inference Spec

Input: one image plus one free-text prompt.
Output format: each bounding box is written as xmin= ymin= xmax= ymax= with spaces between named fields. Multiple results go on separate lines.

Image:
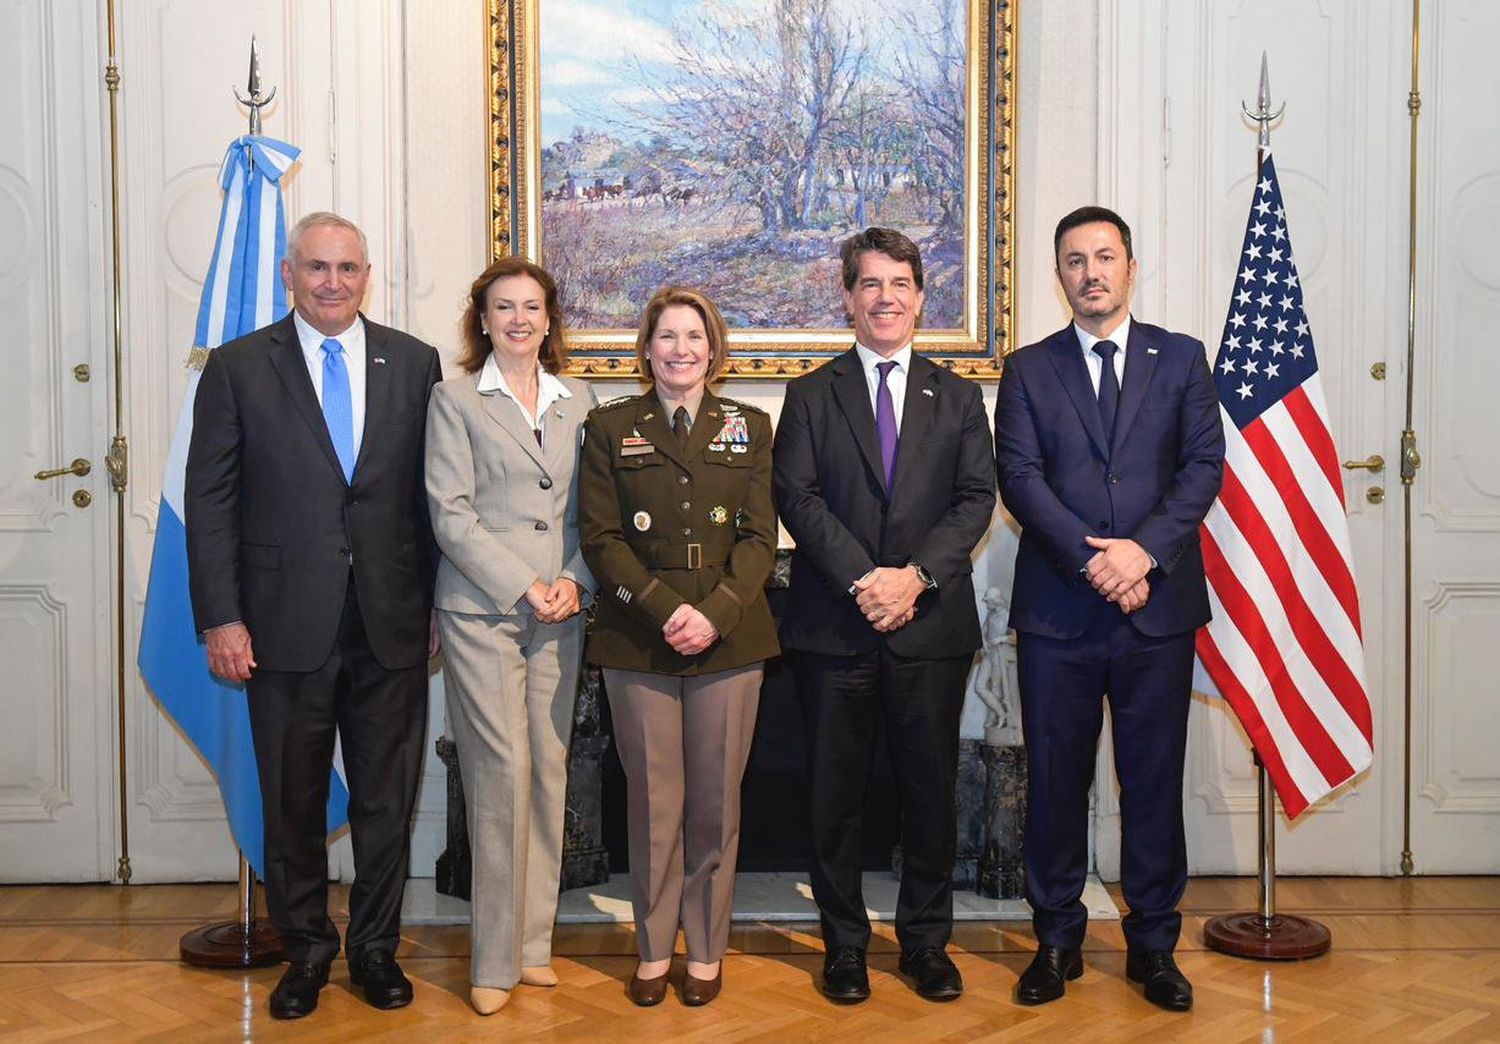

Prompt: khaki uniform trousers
xmin=440 ymin=608 xmax=584 ymax=989
xmin=604 ymin=664 xmax=762 ymax=963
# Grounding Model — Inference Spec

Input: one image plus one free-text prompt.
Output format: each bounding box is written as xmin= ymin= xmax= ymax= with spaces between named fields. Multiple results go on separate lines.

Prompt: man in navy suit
xmin=775 ymin=227 xmax=995 ymax=1003
xmin=187 ymin=213 xmax=442 ymax=1020
xmin=994 ymin=207 xmax=1224 ymax=1012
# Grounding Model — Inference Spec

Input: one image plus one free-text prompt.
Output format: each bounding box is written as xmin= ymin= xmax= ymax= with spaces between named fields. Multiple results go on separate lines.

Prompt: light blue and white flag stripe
xmin=139 ymin=135 xmax=350 ymax=877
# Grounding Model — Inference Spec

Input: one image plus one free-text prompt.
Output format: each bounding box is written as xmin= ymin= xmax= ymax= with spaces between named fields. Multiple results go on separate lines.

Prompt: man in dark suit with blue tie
xmin=994 ymin=207 xmax=1224 ymax=1012
xmin=186 ymin=213 xmax=442 ymax=1019
xmin=775 ymin=227 xmax=996 ymax=1003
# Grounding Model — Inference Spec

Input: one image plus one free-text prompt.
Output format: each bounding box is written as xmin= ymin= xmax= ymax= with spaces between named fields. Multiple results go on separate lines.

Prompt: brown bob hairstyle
xmin=633 ymin=286 xmax=731 ymax=387
xmin=455 ymin=256 xmax=570 ymax=374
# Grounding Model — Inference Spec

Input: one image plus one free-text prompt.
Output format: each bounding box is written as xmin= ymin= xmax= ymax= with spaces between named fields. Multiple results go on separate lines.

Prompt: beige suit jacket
xmin=426 ymin=368 xmax=597 ymax=615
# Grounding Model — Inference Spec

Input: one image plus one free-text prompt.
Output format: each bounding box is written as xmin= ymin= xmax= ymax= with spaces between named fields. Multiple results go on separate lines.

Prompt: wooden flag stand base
xmin=1204 ymin=762 xmax=1331 ymax=961
xmin=180 ymin=854 xmax=284 ymax=968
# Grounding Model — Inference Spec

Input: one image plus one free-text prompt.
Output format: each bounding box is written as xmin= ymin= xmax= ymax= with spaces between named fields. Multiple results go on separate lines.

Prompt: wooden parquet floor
xmin=1 ymin=876 xmax=1497 ymax=1042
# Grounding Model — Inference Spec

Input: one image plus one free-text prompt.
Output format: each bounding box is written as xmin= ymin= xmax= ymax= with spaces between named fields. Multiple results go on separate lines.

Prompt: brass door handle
xmin=1341 ymin=454 xmax=1384 ymax=473
xmin=34 ymin=458 xmax=92 ymax=481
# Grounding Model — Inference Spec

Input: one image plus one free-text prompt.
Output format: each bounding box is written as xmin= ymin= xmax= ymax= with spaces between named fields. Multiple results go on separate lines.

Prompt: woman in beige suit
xmin=425 ymin=257 xmax=597 ymax=1015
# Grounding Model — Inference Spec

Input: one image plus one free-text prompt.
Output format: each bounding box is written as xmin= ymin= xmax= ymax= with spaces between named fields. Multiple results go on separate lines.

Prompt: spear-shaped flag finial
xmin=1241 ymin=51 xmax=1286 ymax=151
xmin=233 ymin=36 xmax=277 ymax=137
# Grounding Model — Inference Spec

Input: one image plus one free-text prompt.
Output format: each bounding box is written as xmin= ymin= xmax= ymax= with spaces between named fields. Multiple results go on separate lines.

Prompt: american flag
xmin=1195 ymin=153 xmax=1373 ymax=818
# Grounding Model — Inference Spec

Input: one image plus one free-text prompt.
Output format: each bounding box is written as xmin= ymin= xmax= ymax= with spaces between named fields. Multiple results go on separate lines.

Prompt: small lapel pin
xmin=1146 ymin=348 xmax=1159 ymax=355
xmin=922 ymin=388 xmax=934 ymax=397
xmin=372 ymin=356 xmax=387 ymax=365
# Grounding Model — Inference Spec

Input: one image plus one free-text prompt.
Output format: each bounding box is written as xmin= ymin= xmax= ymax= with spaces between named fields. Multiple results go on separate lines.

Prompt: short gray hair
xmin=287 ymin=211 xmax=369 ymax=265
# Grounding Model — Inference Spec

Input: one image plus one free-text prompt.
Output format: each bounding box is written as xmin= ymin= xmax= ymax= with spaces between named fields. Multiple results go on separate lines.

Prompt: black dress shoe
xmin=269 ymin=961 xmax=329 ymax=1019
xmin=349 ymin=950 xmax=414 ymax=1010
xmin=1015 ymin=946 xmax=1083 ymax=1006
xmin=1126 ymin=950 xmax=1193 ymax=1011
xmin=898 ymin=947 xmax=963 ymax=1001
xmin=821 ymin=946 xmax=870 ymax=1002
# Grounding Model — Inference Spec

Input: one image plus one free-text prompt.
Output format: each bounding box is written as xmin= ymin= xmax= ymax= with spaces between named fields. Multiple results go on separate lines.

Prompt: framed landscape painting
xmin=488 ymin=0 xmax=1016 ymax=377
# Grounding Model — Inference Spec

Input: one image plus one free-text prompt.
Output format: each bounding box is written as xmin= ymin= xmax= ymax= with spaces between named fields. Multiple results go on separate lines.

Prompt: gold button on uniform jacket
xmin=579 ymin=388 xmax=779 ymax=675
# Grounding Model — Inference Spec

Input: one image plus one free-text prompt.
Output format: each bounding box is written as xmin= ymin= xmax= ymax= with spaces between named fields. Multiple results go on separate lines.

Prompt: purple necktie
xmin=875 ymin=360 xmax=899 ymax=487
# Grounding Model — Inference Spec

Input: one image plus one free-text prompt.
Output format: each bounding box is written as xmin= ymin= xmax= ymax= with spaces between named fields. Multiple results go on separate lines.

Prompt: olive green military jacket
xmin=579 ymin=387 xmax=780 ymax=675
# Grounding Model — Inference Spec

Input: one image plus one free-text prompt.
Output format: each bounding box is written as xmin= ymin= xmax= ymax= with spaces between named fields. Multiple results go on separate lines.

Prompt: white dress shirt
xmin=478 ymin=355 xmax=573 ymax=449
xmin=1073 ymin=314 xmax=1132 ymax=397
xmin=293 ymin=309 xmax=367 ymax=458
xmin=854 ymin=341 xmax=913 ymax=432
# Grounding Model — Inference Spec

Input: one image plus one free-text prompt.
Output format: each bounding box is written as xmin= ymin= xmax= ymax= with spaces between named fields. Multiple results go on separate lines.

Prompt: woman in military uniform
xmin=578 ymin=286 xmax=778 ymax=1008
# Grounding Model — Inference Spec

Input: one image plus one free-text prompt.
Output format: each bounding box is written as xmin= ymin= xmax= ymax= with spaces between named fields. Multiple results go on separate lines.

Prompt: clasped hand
xmin=1084 ymin=535 xmax=1152 ymax=614
xmin=853 ymin=565 xmax=925 ymax=633
xmin=663 ymin=603 xmax=719 ymax=656
xmin=526 ymin=577 xmax=582 ymax=624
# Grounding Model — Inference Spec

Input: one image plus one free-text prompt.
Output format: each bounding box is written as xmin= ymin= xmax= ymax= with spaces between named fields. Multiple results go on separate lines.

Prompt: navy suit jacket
xmin=774 ymin=348 xmax=996 ymax=658
xmin=993 ymin=319 xmax=1225 ymax=640
xmin=185 ymin=312 xmax=442 ymax=672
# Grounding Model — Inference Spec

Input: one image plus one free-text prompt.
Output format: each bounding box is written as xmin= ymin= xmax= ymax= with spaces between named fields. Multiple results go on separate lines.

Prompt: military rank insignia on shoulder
xmin=717 ymin=397 xmax=765 ymax=416
xmin=593 ymin=394 xmax=637 ymax=413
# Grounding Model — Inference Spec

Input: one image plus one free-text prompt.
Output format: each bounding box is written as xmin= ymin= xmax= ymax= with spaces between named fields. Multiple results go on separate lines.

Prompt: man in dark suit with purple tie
xmin=994 ymin=207 xmax=1224 ymax=1012
xmin=775 ymin=227 xmax=996 ymax=1003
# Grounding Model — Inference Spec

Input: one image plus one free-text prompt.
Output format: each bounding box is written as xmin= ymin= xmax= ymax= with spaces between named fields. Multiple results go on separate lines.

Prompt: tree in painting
xmin=539 ymin=0 xmax=967 ymax=330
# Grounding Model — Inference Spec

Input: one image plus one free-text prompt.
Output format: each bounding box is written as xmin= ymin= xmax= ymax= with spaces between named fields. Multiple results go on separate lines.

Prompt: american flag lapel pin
xmin=372 ymin=356 xmax=387 ymax=365
xmin=1146 ymin=348 xmax=1159 ymax=355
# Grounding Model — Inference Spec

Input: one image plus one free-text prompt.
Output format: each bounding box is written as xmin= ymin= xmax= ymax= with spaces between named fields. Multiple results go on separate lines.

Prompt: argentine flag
xmin=137 ymin=135 xmax=349 ymax=876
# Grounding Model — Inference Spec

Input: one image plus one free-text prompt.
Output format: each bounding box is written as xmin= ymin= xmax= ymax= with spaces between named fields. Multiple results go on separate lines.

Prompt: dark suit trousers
xmin=246 ymin=578 xmax=429 ymax=965
xmin=795 ymin=647 xmax=970 ymax=953
xmin=1017 ymin=611 xmax=1195 ymax=953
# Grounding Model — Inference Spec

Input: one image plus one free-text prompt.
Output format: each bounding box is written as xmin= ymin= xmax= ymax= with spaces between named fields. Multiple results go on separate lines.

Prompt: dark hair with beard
xmin=1053 ymin=206 xmax=1134 ymax=261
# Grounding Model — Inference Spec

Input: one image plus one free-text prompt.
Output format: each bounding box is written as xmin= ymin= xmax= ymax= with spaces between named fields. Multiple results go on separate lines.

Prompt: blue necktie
xmin=321 ymin=338 xmax=355 ymax=482
xmin=1093 ymin=340 xmax=1120 ymax=441
xmin=875 ymin=360 xmax=899 ymax=487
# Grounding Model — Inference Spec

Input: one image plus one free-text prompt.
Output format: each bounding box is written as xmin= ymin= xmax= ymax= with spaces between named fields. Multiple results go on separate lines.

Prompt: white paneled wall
xmin=7 ymin=0 xmax=1492 ymax=882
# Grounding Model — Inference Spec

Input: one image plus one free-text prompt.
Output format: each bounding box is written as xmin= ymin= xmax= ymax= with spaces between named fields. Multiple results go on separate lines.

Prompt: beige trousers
xmin=603 ymin=664 xmax=763 ymax=963
xmin=440 ymin=609 xmax=584 ymax=989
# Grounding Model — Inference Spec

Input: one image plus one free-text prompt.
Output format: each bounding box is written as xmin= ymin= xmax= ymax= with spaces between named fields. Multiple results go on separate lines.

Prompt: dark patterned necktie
xmin=1094 ymin=340 xmax=1120 ymax=439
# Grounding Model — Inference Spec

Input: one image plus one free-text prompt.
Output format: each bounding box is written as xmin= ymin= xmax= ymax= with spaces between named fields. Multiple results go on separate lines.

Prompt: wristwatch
xmin=911 ymin=562 xmax=937 ymax=590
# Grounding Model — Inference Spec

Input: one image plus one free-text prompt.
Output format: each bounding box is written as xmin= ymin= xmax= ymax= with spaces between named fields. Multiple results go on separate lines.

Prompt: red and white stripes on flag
xmin=1195 ymin=153 xmax=1373 ymax=818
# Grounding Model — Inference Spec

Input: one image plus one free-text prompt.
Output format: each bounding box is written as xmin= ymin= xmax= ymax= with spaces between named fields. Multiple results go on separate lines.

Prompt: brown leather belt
xmin=633 ymin=541 xmax=732 ymax=570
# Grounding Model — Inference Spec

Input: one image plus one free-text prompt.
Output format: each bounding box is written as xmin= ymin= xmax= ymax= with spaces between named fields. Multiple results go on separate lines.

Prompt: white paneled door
xmin=1096 ymin=0 xmax=1409 ymax=875
xmin=1408 ymin=0 xmax=1500 ymax=872
xmin=0 ymin=1 xmax=116 ymax=882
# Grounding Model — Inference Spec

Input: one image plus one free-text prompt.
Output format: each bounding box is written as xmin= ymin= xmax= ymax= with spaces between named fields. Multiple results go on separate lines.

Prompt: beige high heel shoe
xmin=520 ymin=965 xmax=558 ymax=987
xmin=470 ymin=986 xmax=511 ymax=1015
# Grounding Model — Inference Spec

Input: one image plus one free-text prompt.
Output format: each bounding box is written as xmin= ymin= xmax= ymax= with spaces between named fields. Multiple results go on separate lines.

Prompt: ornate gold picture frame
xmin=488 ymin=0 xmax=1016 ymax=378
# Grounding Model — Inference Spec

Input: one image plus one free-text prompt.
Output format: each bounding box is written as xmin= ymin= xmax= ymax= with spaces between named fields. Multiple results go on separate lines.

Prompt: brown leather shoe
xmin=681 ymin=966 xmax=722 ymax=1006
xmin=628 ymin=969 xmax=670 ymax=1007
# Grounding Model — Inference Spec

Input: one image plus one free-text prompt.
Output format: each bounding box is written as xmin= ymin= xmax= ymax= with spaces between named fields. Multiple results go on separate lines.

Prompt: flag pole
xmin=178 ymin=39 xmax=283 ymax=969
xmin=1203 ymin=54 xmax=1331 ymax=962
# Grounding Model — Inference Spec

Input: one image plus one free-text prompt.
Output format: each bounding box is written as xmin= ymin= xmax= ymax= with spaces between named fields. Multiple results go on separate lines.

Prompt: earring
xmin=481 ymin=327 xmax=489 ymax=336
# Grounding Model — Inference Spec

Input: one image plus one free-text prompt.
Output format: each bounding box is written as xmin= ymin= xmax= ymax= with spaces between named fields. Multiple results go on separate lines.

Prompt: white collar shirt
xmin=293 ymin=309 xmax=367 ymax=457
xmin=478 ymin=355 xmax=572 ymax=449
xmin=854 ymin=341 xmax=913 ymax=433
xmin=1073 ymin=314 xmax=1132 ymax=397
